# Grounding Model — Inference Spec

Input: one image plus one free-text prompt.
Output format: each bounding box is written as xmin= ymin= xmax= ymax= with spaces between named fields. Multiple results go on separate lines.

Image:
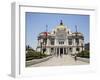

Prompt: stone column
xmin=47 ymin=38 xmax=49 ymax=46
xmin=63 ymin=48 xmax=64 ymax=55
xmin=67 ymin=48 xmax=68 ymax=54
xmin=59 ymin=48 xmax=60 ymax=56
xmin=54 ymin=48 xmax=57 ymax=55
xmin=73 ymin=39 xmax=75 ymax=46
xmin=56 ymin=48 xmax=57 ymax=56
xmin=66 ymin=39 xmax=67 ymax=46
xmin=55 ymin=38 xmax=56 ymax=45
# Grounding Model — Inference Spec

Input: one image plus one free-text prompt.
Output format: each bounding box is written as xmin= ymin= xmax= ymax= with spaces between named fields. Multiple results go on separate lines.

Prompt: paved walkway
xmin=30 ymin=55 xmax=89 ymax=67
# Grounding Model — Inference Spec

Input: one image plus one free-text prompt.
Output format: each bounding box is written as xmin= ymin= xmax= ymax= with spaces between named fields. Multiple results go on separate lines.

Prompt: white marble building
xmin=37 ymin=21 xmax=84 ymax=56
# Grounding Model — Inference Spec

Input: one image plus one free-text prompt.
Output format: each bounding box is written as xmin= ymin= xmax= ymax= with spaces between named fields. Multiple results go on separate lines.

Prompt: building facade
xmin=37 ymin=21 xmax=84 ymax=56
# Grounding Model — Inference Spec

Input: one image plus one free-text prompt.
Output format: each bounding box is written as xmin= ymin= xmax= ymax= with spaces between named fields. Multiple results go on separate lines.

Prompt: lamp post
xmin=40 ymin=39 xmax=43 ymax=53
xmin=75 ymin=25 xmax=78 ymax=61
xmin=44 ymin=25 xmax=48 ymax=53
xmin=81 ymin=43 xmax=83 ymax=52
xmin=82 ymin=37 xmax=84 ymax=52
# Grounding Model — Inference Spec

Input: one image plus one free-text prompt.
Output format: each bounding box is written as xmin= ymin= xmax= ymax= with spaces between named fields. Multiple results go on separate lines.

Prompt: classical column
xmin=56 ymin=48 xmax=57 ymax=56
xmin=55 ymin=48 xmax=56 ymax=56
xmin=73 ymin=39 xmax=75 ymax=46
xmin=66 ymin=39 xmax=68 ymax=46
xmin=59 ymin=48 xmax=60 ymax=56
xmin=67 ymin=48 xmax=68 ymax=54
xmin=63 ymin=48 xmax=64 ymax=55
xmin=55 ymin=38 xmax=56 ymax=45
xmin=47 ymin=38 xmax=49 ymax=46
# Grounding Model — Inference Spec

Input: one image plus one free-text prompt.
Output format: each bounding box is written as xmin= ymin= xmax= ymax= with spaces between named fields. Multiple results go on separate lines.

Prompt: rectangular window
xmin=68 ymin=39 xmax=72 ymax=45
xmin=76 ymin=47 xmax=80 ymax=51
xmin=51 ymin=39 xmax=54 ymax=45
xmin=59 ymin=41 xmax=64 ymax=45
xmin=75 ymin=38 xmax=79 ymax=45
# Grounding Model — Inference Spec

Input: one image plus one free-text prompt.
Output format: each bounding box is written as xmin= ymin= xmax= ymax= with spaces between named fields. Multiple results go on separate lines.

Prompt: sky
xmin=26 ymin=12 xmax=89 ymax=49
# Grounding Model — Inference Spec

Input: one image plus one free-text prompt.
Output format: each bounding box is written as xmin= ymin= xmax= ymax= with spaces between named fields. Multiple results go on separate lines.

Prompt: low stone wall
xmin=77 ymin=57 xmax=90 ymax=63
xmin=26 ymin=55 xmax=53 ymax=67
xmin=71 ymin=55 xmax=89 ymax=63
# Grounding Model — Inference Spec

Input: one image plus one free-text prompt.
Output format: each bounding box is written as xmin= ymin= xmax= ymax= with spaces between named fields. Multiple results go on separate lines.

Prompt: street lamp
xmin=43 ymin=25 xmax=48 ymax=53
xmin=40 ymin=39 xmax=43 ymax=53
xmin=75 ymin=25 xmax=78 ymax=61
xmin=81 ymin=43 xmax=83 ymax=52
xmin=81 ymin=37 xmax=84 ymax=52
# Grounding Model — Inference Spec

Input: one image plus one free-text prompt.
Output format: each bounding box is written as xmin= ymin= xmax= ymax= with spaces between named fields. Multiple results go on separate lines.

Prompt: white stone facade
xmin=37 ymin=21 xmax=84 ymax=56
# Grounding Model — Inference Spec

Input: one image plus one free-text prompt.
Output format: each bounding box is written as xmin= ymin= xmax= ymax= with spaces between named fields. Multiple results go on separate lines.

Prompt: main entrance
xmin=55 ymin=48 xmax=67 ymax=56
xmin=60 ymin=48 xmax=63 ymax=54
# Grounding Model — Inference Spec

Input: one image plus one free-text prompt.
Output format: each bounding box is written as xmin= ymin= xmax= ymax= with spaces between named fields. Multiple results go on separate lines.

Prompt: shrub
xmin=26 ymin=51 xmax=48 ymax=61
xmin=77 ymin=50 xmax=90 ymax=58
xmin=26 ymin=45 xmax=49 ymax=61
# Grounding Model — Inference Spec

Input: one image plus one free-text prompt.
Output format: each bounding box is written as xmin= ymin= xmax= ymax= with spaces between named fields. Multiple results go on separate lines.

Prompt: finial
xmin=46 ymin=25 xmax=48 ymax=32
xmin=75 ymin=25 xmax=77 ymax=32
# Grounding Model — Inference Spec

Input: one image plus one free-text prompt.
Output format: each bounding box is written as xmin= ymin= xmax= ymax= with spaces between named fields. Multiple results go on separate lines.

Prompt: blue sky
xmin=26 ymin=12 xmax=89 ymax=49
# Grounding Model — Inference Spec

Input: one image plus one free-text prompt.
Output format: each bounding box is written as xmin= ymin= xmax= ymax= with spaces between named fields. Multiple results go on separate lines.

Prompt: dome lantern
xmin=56 ymin=20 xmax=66 ymax=31
xmin=60 ymin=20 xmax=63 ymax=25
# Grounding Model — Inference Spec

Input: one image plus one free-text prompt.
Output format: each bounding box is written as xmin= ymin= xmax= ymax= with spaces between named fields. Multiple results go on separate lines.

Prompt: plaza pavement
xmin=30 ymin=55 xmax=89 ymax=67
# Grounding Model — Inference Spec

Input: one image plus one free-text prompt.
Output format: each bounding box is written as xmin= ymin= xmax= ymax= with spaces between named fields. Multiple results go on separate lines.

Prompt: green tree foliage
xmin=77 ymin=50 xmax=90 ymax=58
xmin=26 ymin=45 xmax=49 ymax=61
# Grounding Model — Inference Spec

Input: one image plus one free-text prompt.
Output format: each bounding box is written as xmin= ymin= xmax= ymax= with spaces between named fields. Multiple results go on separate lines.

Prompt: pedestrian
xmin=60 ymin=53 xmax=63 ymax=58
xmin=74 ymin=54 xmax=77 ymax=61
xmin=57 ymin=52 xmax=59 ymax=57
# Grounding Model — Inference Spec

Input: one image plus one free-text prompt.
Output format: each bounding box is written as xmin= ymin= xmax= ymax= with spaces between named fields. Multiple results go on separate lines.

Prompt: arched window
xmin=76 ymin=48 xmax=80 ymax=51
xmin=69 ymin=48 xmax=72 ymax=52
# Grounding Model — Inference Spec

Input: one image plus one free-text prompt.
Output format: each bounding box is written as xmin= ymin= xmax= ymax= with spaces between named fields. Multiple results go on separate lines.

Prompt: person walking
xmin=60 ymin=52 xmax=63 ymax=58
xmin=74 ymin=54 xmax=77 ymax=61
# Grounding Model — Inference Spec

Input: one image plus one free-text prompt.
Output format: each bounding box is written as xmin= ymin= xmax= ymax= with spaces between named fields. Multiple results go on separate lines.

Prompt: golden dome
xmin=56 ymin=20 xmax=66 ymax=30
xmin=57 ymin=25 xmax=65 ymax=30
